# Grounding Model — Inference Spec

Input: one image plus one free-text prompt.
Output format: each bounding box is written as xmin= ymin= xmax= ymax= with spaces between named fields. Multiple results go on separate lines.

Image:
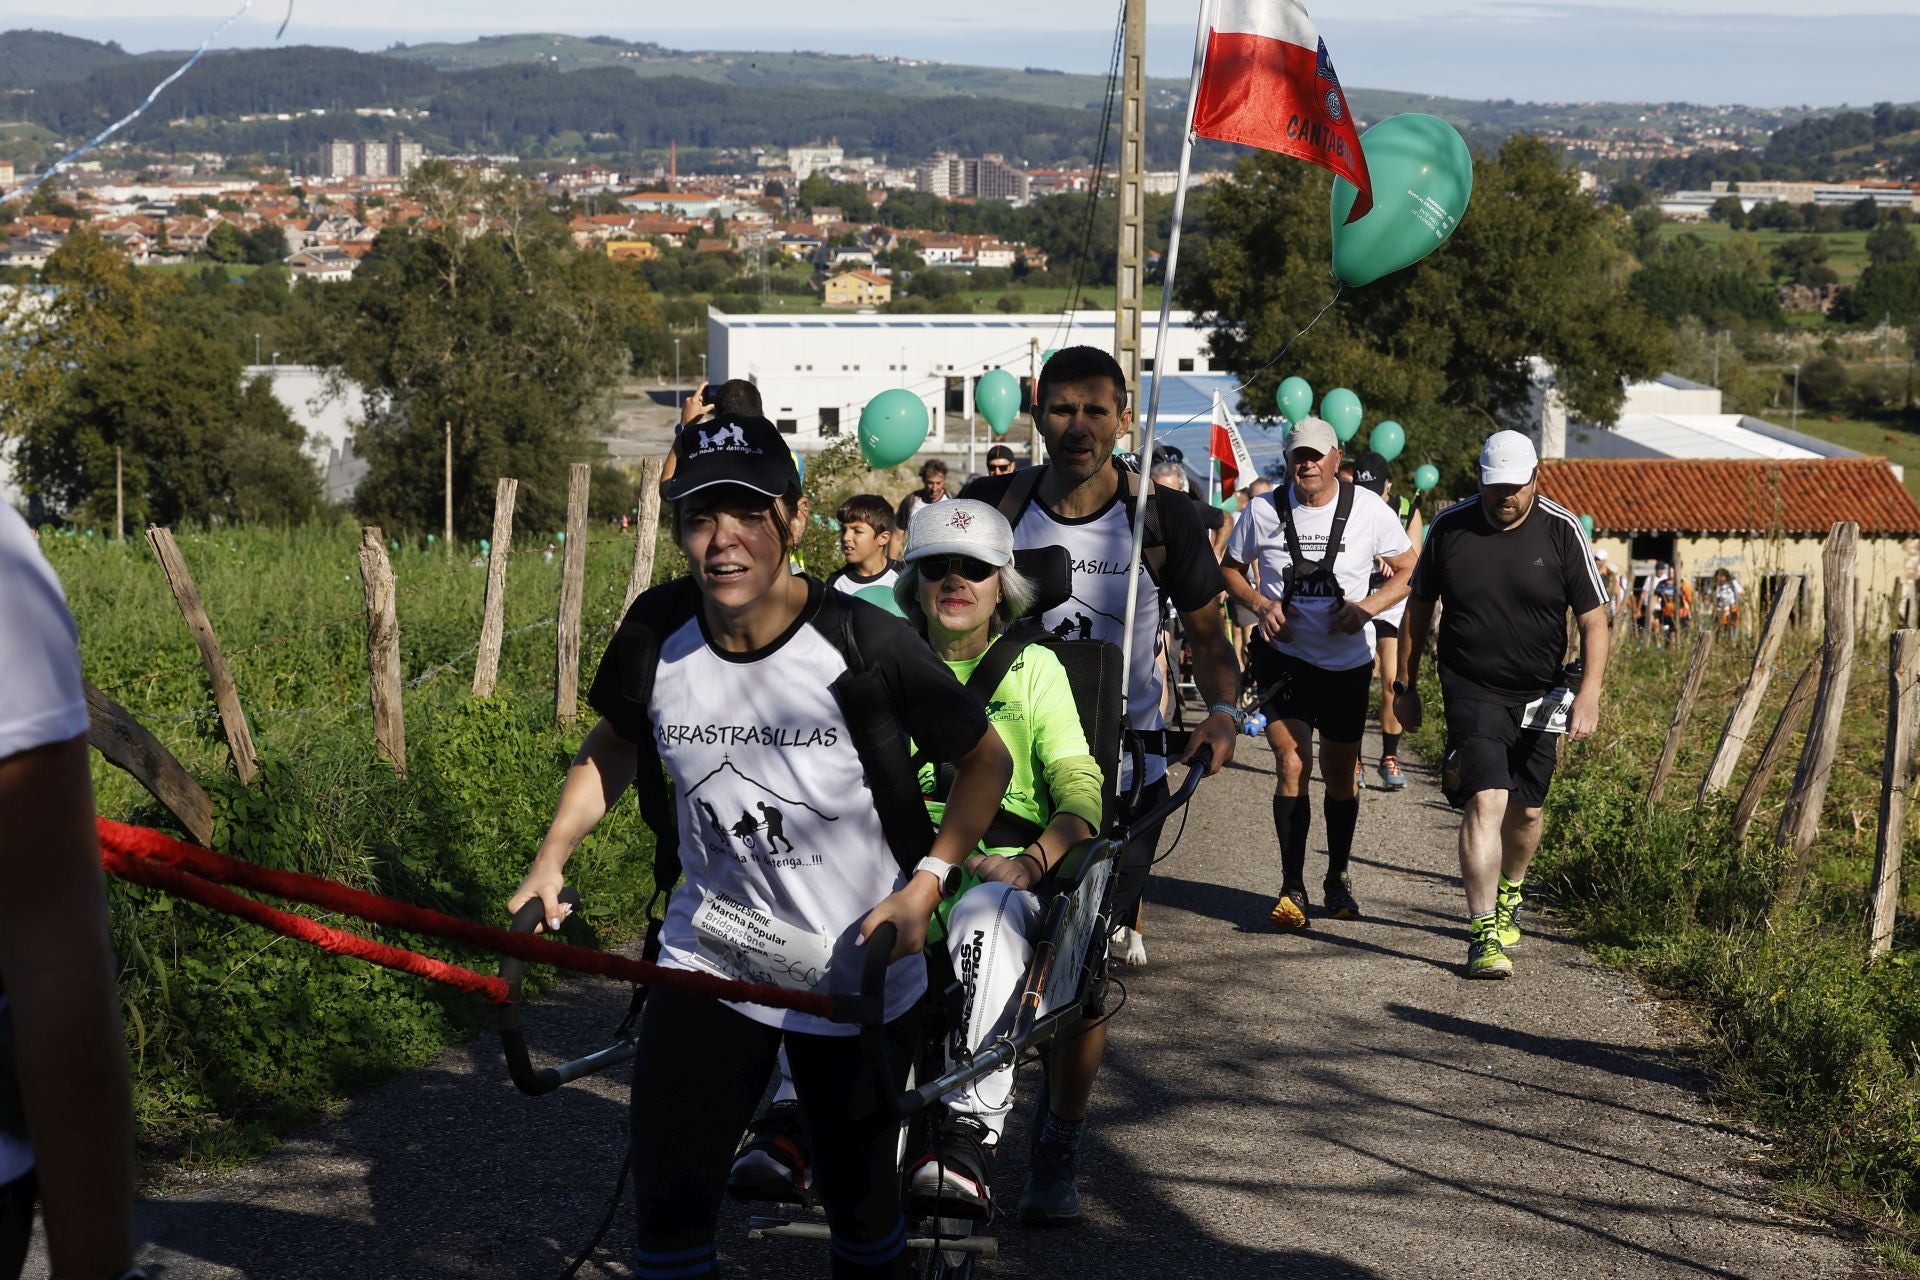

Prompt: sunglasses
xmin=916 ymin=555 xmax=998 ymax=583
xmin=987 ymin=461 xmax=1015 ymax=474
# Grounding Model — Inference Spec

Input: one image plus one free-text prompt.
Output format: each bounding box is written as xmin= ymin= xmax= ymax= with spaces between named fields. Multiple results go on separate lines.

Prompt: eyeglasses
xmin=916 ymin=555 xmax=998 ymax=583
xmin=987 ymin=460 xmax=1015 ymax=474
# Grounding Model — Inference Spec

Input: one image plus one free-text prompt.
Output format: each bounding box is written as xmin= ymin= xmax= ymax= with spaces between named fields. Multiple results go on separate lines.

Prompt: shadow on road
xmin=1385 ymin=1003 xmax=1700 ymax=1089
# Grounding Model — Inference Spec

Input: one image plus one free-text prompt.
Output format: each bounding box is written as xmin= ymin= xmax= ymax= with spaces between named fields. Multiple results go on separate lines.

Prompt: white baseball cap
xmin=1593 ymin=547 xmax=1609 ymax=562
xmin=1286 ymin=417 xmax=1340 ymax=459
xmin=902 ymin=498 xmax=1015 ymax=567
xmin=1479 ymin=430 xmax=1539 ymax=486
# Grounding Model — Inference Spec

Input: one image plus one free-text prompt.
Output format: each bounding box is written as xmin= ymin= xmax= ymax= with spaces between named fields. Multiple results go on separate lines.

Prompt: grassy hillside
xmin=0 ymin=27 xmax=135 ymax=89
xmin=1656 ymin=222 xmax=1873 ymax=284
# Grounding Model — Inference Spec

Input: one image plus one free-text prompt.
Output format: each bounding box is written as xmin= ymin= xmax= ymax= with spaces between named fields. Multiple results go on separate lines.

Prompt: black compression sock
xmin=1323 ymin=796 xmax=1360 ymax=880
xmin=1382 ymin=732 xmax=1401 ymax=758
xmin=1272 ymin=794 xmax=1306 ymax=890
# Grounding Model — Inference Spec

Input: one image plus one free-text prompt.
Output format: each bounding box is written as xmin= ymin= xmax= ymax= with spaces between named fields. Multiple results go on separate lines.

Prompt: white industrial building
xmin=242 ymin=364 xmax=377 ymax=504
xmin=707 ymin=309 xmax=1221 ymax=453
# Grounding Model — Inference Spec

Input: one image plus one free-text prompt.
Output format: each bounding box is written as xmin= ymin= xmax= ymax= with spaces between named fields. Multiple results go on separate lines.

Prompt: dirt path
xmin=29 ymin=736 xmax=1870 ymax=1278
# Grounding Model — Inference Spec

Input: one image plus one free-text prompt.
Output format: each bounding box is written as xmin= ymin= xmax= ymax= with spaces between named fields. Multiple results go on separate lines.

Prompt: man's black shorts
xmin=1372 ymin=617 xmax=1400 ymax=640
xmin=1441 ymin=694 xmax=1559 ymax=809
xmin=1251 ymin=648 xmax=1373 ymax=742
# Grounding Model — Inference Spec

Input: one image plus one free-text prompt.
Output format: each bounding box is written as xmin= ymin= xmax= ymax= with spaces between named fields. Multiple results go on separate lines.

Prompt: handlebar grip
xmin=498 ymin=886 xmax=583 ymax=1098
xmin=860 ymin=922 xmax=898 ymax=1008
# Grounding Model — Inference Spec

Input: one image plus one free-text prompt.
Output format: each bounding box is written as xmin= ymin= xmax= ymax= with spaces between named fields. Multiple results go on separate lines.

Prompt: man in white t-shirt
xmin=0 ymin=505 xmax=139 ymax=1280
xmin=1223 ymin=418 xmax=1417 ymax=928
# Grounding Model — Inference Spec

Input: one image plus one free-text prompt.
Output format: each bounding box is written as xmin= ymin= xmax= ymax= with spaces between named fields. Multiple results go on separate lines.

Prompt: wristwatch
xmin=912 ymin=856 xmax=965 ymax=899
xmin=1206 ymin=701 xmax=1247 ymax=732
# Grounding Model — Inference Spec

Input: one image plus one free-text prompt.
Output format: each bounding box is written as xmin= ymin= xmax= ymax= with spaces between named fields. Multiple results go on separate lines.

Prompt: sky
xmin=15 ymin=1 xmax=1919 ymax=106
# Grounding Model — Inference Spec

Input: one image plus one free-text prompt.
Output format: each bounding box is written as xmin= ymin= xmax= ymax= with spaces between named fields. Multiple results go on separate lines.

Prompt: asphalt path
xmin=27 ymin=734 xmax=1870 ymax=1278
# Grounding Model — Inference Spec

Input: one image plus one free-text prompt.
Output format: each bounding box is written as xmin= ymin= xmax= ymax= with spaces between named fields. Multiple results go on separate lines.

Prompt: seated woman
xmin=895 ymin=499 xmax=1105 ymax=1217
xmin=728 ymin=500 xmax=1103 ymax=1221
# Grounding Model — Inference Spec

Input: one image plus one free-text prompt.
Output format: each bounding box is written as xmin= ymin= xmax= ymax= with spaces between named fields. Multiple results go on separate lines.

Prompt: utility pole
xmin=1791 ymin=363 xmax=1801 ymax=431
xmin=443 ymin=422 xmax=454 ymax=552
xmin=1114 ymin=0 xmax=1147 ymax=430
xmin=115 ymin=446 xmax=124 ymax=542
xmin=1886 ymin=310 xmax=1893 ymax=367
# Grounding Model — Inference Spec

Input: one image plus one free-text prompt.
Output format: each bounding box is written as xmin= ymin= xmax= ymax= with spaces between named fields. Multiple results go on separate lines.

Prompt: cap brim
xmin=900 ymin=540 xmax=1012 ymax=567
xmin=1480 ymin=466 xmax=1535 ymax=486
xmin=661 ymin=474 xmax=792 ymax=502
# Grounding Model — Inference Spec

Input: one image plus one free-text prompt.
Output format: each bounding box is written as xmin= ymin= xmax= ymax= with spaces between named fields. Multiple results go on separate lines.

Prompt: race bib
xmin=689 ymin=890 xmax=837 ymax=994
xmin=1521 ymin=687 xmax=1575 ymax=735
xmin=1037 ymin=856 xmax=1114 ymax=1020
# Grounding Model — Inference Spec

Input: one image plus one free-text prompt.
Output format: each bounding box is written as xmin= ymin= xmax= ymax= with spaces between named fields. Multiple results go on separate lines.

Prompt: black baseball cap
xmin=1349 ymin=451 xmax=1390 ymax=495
xmin=661 ymin=415 xmax=799 ymax=501
xmin=985 ymin=444 xmax=1015 ymax=464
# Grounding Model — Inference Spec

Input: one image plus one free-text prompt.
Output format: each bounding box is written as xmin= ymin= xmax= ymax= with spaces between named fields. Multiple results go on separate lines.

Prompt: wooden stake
xmin=1732 ymin=652 xmax=1822 ymax=843
xmin=1701 ymin=574 xmax=1802 ymax=799
xmin=1778 ymin=522 xmax=1859 ymax=889
xmin=444 ymin=421 xmax=454 ymax=554
xmin=358 ymin=527 xmax=406 ymax=774
xmin=115 ymin=445 xmax=124 ymax=542
xmin=621 ymin=457 xmax=665 ymax=626
xmin=555 ymin=463 xmax=590 ymax=723
xmin=1869 ymin=630 xmax=1920 ymax=960
xmin=84 ymin=679 xmax=214 ymax=845
xmin=1648 ymin=623 xmax=1716 ymax=806
xmin=145 ymin=526 xmax=258 ymax=784
xmin=472 ymin=477 xmax=518 ymax=698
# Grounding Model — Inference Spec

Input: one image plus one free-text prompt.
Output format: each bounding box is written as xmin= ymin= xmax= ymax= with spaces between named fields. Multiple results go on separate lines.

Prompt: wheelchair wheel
xmin=922 ymin=1220 xmax=981 ymax=1279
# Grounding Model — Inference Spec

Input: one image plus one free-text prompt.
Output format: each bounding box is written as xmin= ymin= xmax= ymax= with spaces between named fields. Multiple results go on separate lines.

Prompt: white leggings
xmin=769 ymin=881 xmax=1041 ymax=1142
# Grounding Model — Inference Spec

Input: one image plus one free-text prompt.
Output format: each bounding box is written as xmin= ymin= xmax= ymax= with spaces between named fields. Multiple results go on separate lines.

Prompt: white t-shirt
xmin=1226 ymin=483 xmax=1412 ymax=671
xmin=590 ymin=582 xmax=989 ymax=1036
xmin=0 ymin=503 xmax=89 ymax=1185
xmin=826 ymin=563 xmax=902 ymax=597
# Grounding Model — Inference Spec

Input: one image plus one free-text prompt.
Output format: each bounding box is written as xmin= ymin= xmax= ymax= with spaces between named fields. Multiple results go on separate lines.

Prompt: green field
xmin=1783 ymin=413 xmax=1920 ymax=498
xmin=1657 ymin=221 xmax=1873 ymax=284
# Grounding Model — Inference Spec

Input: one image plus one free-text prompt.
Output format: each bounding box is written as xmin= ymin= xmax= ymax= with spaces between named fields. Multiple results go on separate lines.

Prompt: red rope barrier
xmin=96 ymin=818 xmax=839 ymax=1019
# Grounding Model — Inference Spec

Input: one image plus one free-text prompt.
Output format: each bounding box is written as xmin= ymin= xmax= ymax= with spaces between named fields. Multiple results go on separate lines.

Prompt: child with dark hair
xmin=827 ymin=494 xmax=903 ymax=597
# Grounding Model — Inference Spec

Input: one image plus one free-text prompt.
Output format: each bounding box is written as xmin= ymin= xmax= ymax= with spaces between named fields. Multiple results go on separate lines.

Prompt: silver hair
xmin=1150 ymin=461 xmax=1188 ymax=486
xmin=893 ymin=559 xmax=1037 ymax=637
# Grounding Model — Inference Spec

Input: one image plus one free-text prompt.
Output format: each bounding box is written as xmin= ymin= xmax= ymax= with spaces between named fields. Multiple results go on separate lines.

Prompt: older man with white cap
xmin=1394 ymin=430 xmax=1610 ymax=979
xmin=1222 ymin=416 xmax=1417 ymax=928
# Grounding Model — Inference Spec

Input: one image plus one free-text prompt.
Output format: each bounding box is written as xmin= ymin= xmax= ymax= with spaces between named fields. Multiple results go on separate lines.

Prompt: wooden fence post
xmin=621 ymin=456 xmax=665 ymax=626
xmin=1731 ymin=652 xmax=1822 ymax=843
xmin=1870 ymin=630 xmax=1920 ymax=960
xmin=84 ymin=679 xmax=215 ymax=845
xmin=358 ymin=527 xmax=406 ymax=774
xmin=1777 ymin=522 xmax=1859 ymax=891
xmin=472 ymin=477 xmax=518 ymax=697
xmin=145 ymin=526 xmax=258 ymax=784
xmin=1648 ymin=623 xmax=1716 ymax=806
xmin=555 ymin=463 xmax=591 ymax=723
xmin=1701 ymin=574 xmax=1803 ymax=800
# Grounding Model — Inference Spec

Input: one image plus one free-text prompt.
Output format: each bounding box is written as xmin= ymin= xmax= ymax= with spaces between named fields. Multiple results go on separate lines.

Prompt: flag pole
xmin=1118 ymin=0 xmax=1216 ymax=721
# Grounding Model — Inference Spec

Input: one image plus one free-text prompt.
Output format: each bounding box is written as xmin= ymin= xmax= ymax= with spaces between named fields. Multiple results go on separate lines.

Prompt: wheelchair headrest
xmin=1013 ymin=545 xmax=1072 ymax=619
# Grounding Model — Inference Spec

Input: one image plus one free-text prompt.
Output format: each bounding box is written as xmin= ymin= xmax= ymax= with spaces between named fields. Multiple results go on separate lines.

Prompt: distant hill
xmin=0 ymin=28 xmax=137 ymax=89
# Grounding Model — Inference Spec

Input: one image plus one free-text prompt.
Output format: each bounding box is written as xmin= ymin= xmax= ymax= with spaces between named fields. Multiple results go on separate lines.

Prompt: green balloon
xmin=854 ymin=584 xmax=906 ymax=618
xmin=1330 ymin=114 xmax=1475 ymax=288
xmin=1370 ymin=420 xmax=1406 ymax=463
xmin=1580 ymin=513 xmax=1596 ymax=540
xmin=976 ymin=369 xmax=1021 ymax=437
xmin=1276 ymin=376 xmax=1313 ymax=423
xmin=859 ymin=389 xmax=930 ymax=470
xmin=555 ymin=531 xmax=565 ymax=544
xmin=1412 ymin=464 xmax=1439 ymax=493
xmin=1321 ymin=388 xmax=1363 ymax=443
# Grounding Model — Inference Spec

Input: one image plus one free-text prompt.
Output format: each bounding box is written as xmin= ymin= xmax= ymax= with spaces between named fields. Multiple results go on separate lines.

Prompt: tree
xmin=764 ymin=179 xmax=786 ymax=200
xmin=1797 ymin=355 xmax=1850 ymax=410
xmin=204 ymin=220 xmax=243 ymax=263
xmin=1842 ymin=197 xmax=1882 ymax=232
xmin=1866 ymin=220 xmax=1917 ymax=266
xmin=1708 ymin=196 xmax=1747 ymax=229
xmin=1183 ymin=135 xmax=1670 ymax=485
xmin=316 ymin=162 xmax=659 ymax=539
xmin=1840 ymin=259 xmax=1920 ymax=325
xmin=1770 ymin=235 xmax=1834 ymax=286
xmin=1611 ymin=180 xmax=1651 ymax=211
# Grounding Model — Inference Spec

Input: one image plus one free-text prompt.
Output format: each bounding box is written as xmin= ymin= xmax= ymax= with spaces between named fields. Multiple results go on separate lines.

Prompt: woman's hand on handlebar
xmin=859 ymin=881 xmax=937 ymax=962
xmin=508 ymin=864 xmax=573 ymax=934
xmin=972 ymin=852 xmax=1040 ymax=892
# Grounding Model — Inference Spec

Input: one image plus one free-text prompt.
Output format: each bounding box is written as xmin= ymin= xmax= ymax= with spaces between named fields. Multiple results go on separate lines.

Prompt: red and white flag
xmin=1192 ymin=0 xmax=1374 ymax=221
xmin=1208 ymin=391 xmax=1257 ymax=507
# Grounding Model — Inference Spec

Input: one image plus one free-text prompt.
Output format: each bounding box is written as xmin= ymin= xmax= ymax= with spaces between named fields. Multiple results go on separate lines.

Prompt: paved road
xmin=29 ymin=737 xmax=1869 ymax=1278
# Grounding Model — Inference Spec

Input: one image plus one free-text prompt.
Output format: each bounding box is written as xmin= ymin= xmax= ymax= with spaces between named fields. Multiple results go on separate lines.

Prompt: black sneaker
xmin=908 ymin=1113 xmax=997 ymax=1220
xmin=1322 ymin=875 xmax=1361 ymax=920
xmin=726 ymin=1100 xmax=813 ymax=1204
xmin=1016 ymin=1140 xmax=1082 ymax=1227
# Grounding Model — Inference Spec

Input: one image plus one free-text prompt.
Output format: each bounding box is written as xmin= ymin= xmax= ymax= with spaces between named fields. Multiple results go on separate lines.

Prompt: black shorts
xmin=1441 ymin=695 xmax=1559 ymax=809
xmin=1372 ymin=618 xmax=1400 ymax=640
xmin=1250 ymin=648 xmax=1373 ymax=743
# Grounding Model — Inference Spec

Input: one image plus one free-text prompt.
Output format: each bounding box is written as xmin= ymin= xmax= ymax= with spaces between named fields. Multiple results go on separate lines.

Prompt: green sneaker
xmin=1466 ymin=932 xmax=1513 ymax=980
xmin=1495 ymin=882 xmax=1524 ymax=949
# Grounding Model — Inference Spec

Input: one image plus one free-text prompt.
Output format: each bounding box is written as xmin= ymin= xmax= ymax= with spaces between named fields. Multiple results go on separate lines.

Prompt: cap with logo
xmin=1348 ymin=450 xmax=1390 ymax=495
xmin=660 ymin=415 xmax=799 ymax=501
xmin=901 ymin=498 xmax=1015 ymax=568
xmin=1285 ymin=416 xmax=1340 ymax=459
xmin=1479 ymin=430 xmax=1539 ymax=486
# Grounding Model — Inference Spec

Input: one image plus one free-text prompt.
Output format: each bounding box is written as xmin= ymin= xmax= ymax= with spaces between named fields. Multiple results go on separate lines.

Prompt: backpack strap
xmin=1114 ymin=465 xmax=1166 ymax=588
xmin=622 ymin=579 xmax=701 ymax=905
xmin=1278 ymin=480 xmax=1356 ymax=603
xmin=995 ymin=465 xmax=1045 ymax=530
xmin=819 ymin=591 xmax=938 ymax=875
xmin=915 ymin=620 xmax=1044 ymax=814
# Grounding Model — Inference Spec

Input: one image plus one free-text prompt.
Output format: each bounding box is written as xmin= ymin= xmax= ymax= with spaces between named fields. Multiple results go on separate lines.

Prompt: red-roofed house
xmin=1538 ymin=456 xmax=1920 ymax=618
xmin=823 ymin=269 xmax=892 ymax=307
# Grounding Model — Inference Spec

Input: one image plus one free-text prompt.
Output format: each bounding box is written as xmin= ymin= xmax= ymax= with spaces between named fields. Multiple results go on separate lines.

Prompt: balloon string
xmin=2 ymin=0 xmax=285 ymax=207
xmin=1140 ymin=281 xmax=1346 ymax=451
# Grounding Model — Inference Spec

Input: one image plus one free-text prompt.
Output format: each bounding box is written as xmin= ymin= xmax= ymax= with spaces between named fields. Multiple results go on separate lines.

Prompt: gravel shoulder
xmin=27 ymin=734 xmax=1873 ymax=1278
